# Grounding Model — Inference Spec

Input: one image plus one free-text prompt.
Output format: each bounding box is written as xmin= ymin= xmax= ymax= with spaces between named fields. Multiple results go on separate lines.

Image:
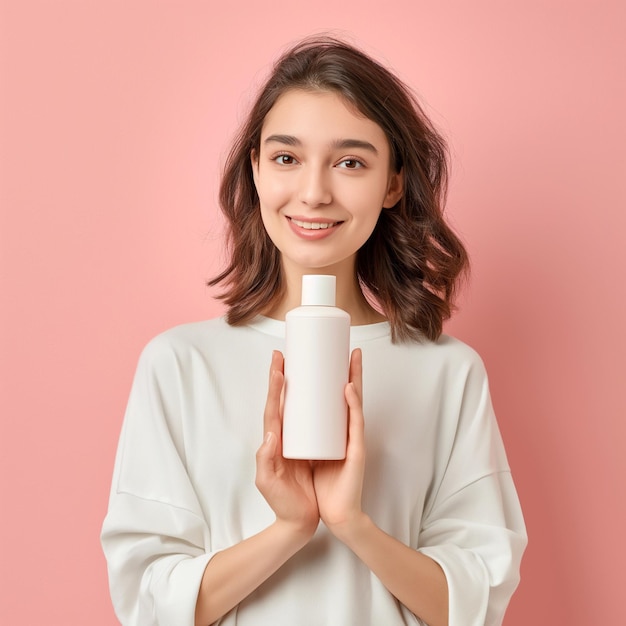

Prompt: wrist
xmin=273 ymin=515 xmax=319 ymax=548
xmin=325 ymin=511 xmax=372 ymax=545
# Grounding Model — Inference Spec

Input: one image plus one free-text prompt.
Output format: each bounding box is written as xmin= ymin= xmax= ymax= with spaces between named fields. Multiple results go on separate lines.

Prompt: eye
xmin=336 ymin=158 xmax=365 ymax=170
xmin=273 ymin=153 xmax=298 ymax=165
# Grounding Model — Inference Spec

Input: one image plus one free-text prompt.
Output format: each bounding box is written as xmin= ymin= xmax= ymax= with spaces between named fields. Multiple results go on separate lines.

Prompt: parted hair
xmin=209 ymin=36 xmax=469 ymax=342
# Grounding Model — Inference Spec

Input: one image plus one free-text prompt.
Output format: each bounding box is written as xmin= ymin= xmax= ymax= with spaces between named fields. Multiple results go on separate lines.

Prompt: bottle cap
xmin=301 ymin=275 xmax=336 ymax=306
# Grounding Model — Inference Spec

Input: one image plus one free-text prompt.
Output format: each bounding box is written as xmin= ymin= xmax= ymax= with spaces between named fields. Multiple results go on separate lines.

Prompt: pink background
xmin=2 ymin=1 xmax=625 ymax=623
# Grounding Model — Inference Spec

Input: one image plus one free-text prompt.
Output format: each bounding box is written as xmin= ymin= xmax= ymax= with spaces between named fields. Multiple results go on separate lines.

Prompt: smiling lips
xmin=287 ymin=216 xmax=343 ymax=239
xmin=290 ymin=217 xmax=340 ymax=230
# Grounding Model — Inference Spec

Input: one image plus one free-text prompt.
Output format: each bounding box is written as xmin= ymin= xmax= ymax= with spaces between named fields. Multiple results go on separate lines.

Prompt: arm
xmin=314 ymin=348 xmax=526 ymax=626
xmin=102 ymin=340 xmax=319 ymax=626
xmin=194 ymin=517 xmax=312 ymax=626
xmin=333 ymin=515 xmax=448 ymax=626
xmin=313 ymin=348 xmax=448 ymax=626
xmin=195 ymin=351 xmax=319 ymax=625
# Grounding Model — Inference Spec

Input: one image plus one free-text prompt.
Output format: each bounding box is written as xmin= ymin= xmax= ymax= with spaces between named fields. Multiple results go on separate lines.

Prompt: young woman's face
xmin=252 ymin=89 xmax=402 ymax=281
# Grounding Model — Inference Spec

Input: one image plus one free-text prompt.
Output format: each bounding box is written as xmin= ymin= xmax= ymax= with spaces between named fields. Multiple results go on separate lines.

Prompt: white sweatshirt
xmin=101 ymin=316 xmax=527 ymax=626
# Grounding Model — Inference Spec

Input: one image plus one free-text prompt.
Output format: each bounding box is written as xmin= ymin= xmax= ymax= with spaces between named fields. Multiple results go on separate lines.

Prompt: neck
xmin=263 ymin=263 xmax=386 ymax=325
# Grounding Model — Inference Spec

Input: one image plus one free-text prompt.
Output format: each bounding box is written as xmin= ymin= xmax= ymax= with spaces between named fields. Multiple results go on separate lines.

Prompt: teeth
xmin=291 ymin=218 xmax=338 ymax=230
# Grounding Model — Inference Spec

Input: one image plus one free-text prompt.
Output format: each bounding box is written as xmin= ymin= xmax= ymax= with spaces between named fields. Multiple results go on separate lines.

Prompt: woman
xmin=101 ymin=36 xmax=527 ymax=626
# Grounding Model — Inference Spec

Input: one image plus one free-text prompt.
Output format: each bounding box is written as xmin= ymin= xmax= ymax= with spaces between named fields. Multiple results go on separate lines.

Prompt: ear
xmin=382 ymin=168 xmax=403 ymax=208
xmin=250 ymin=150 xmax=259 ymax=189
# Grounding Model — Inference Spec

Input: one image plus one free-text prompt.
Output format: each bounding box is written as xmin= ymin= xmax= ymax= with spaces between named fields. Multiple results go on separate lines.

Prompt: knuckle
xmin=254 ymin=472 xmax=266 ymax=491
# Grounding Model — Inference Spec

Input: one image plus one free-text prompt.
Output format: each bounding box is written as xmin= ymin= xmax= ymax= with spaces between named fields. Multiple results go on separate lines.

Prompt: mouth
xmin=288 ymin=217 xmax=342 ymax=230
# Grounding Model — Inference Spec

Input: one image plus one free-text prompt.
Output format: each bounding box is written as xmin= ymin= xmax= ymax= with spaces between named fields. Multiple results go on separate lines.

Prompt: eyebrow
xmin=264 ymin=134 xmax=379 ymax=155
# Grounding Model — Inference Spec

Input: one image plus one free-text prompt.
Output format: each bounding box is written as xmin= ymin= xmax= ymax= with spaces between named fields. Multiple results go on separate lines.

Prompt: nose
xmin=298 ymin=164 xmax=332 ymax=207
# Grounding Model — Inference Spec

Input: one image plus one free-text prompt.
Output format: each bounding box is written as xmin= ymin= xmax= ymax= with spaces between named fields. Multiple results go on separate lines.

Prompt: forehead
xmin=261 ymin=89 xmax=389 ymax=149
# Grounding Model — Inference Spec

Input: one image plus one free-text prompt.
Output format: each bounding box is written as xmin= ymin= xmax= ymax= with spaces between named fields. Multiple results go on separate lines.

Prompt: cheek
xmin=337 ymin=172 xmax=389 ymax=205
xmin=359 ymin=210 xmax=384 ymax=240
xmin=342 ymin=185 xmax=386 ymax=221
xmin=258 ymin=194 xmax=285 ymax=243
xmin=259 ymin=184 xmax=289 ymax=216
xmin=256 ymin=166 xmax=293 ymax=205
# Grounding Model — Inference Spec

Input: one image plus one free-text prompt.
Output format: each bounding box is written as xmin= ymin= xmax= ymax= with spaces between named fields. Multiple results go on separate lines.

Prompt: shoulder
xmin=144 ymin=317 xmax=228 ymax=349
xmin=432 ymin=335 xmax=491 ymax=396
xmin=362 ymin=333 xmax=490 ymax=402
xmin=433 ymin=334 xmax=487 ymax=371
xmin=135 ymin=317 xmax=253 ymax=372
xmin=139 ymin=317 xmax=225 ymax=359
xmin=384 ymin=333 xmax=487 ymax=374
xmin=135 ymin=316 xmax=277 ymax=377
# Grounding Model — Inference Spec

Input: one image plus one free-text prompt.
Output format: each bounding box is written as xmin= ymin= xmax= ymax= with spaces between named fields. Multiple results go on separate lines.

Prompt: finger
xmin=263 ymin=351 xmax=284 ymax=436
xmin=255 ymin=432 xmax=277 ymax=491
xmin=345 ymin=381 xmax=365 ymax=454
xmin=268 ymin=350 xmax=284 ymax=381
xmin=349 ymin=348 xmax=363 ymax=402
xmin=264 ymin=370 xmax=284 ymax=438
xmin=277 ymin=349 xmax=285 ymax=372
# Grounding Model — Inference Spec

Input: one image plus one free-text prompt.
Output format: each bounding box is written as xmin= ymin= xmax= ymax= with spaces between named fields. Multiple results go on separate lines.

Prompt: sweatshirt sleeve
xmin=101 ymin=336 xmax=214 ymax=626
xmin=417 ymin=353 xmax=527 ymax=626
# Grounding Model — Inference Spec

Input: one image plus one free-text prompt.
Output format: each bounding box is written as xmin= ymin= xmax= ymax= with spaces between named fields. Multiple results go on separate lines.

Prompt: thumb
xmin=262 ymin=431 xmax=278 ymax=455
xmin=345 ymin=382 xmax=365 ymax=452
xmin=256 ymin=431 xmax=278 ymax=476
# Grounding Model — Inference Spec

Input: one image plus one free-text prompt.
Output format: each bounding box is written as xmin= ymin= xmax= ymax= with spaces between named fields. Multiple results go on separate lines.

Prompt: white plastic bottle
xmin=282 ymin=275 xmax=351 ymax=460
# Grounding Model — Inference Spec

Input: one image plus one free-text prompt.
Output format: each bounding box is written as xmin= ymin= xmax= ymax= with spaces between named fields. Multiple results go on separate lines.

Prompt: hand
xmin=255 ymin=351 xmax=319 ymax=539
xmin=313 ymin=348 xmax=367 ymax=537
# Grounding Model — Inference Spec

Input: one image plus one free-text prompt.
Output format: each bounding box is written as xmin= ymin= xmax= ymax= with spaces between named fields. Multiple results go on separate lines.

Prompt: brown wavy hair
xmin=209 ymin=36 xmax=469 ymax=342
